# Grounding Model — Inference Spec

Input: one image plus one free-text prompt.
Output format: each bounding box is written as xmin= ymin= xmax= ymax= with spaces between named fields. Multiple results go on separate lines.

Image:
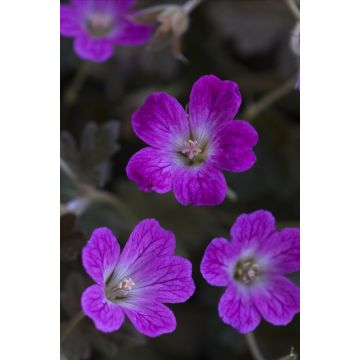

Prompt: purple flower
xmin=81 ymin=219 xmax=195 ymax=336
xmin=60 ymin=0 xmax=153 ymax=62
xmin=200 ymin=210 xmax=300 ymax=333
xmin=126 ymin=75 xmax=258 ymax=206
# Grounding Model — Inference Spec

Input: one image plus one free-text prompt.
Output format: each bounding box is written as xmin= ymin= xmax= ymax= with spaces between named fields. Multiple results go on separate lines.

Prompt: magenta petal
xmin=260 ymin=228 xmax=300 ymax=273
xmin=81 ymin=284 xmax=125 ymax=333
xmin=252 ymin=275 xmax=300 ymax=326
xmin=218 ymin=284 xmax=261 ymax=333
xmin=112 ymin=0 xmax=137 ymax=12
xmin=132 ymin=92 xmax=189 ymax=150
xmin=173 ymin=165 xmax=227 ymax=206
xmin=230 ymin=210 xmax=276 ymax=251
xmin=117 ymin=219 xmax=176 ymax=274
xmin=200 ymin=238 xmax=235 ymax=286
xmin=73 ymin=33 xmax=114 ymax=62
xmin=115 ymin=20 xmax=153 ymax=46
xmin=212 ymin=120 xmax=258 ymax=172
xmin=82 ymin=227 xmax=120 ymax=284
xmin=60 ymin=5 xmax=80 ymax=37
xmin=126 ymin=147 xmax=175 ymax=193
xmin=189 ymin=75 xmax=242 ymax=139
xmin=124 ymin=301 xmax=176 ymax=337
xmin=134 ymin=256 xmax=195 ymax=303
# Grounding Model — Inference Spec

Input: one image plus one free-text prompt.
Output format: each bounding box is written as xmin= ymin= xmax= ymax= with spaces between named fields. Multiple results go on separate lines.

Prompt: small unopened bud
xmin=133 ymin=0 xmax=203 ymax=62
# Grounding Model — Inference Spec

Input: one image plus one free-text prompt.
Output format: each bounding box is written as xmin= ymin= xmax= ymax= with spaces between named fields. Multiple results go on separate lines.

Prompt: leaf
xmin=114 ymin=181 xmax=225 ymax=252
xmin=61 ymin=121 xmax=120 ymax=187
xmin=60 ymin=213 xmax=86 ymax=262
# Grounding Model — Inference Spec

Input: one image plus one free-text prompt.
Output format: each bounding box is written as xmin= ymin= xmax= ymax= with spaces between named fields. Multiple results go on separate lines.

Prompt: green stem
xmin=61 ymin=311 xmax=85 ymax=343
xmin=245 ymin=332 xmax=266 ymax=360
xmin=89 ymin=189 xmax=139 ymax=227
xmin=283 ymin=0 xmax=300 ymax=20
xmin=245 ymin=77 xmax=297 ymax=121
xmin=63 ymin=62 xmax=92 ymax=106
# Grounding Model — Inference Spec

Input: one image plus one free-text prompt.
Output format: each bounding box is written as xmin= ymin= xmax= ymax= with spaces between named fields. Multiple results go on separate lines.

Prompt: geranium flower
xmin=200 ymin=210 xmax=300 ymax=333
xmin=60 ymin=0 xmax=153 ymax=62
xmin=81 ymin=219 xmax=195 ymax=336
xmin=126 ymin=75 xmax=258 ymax=206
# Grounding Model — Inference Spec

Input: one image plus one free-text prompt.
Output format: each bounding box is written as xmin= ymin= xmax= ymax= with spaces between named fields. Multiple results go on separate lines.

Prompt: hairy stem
xmin=245 ymin=76 xmax=297 ymax=121
xmin=245 ymin=332 xmax=266 ymax=360
xmin=61 ymin=311 xmax=85 ymax=343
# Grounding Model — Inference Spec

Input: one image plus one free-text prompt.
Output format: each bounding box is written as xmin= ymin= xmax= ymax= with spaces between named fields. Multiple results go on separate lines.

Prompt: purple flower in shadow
xmin=126 ymin=75 xmax=258 ymax=206
xmin=60 ymin=0 xmax=153 ymax=62
xmin=81 ymin=219 xmax=195 ymax=336
xmin=200 ymin=210 xmax=300 ymax=333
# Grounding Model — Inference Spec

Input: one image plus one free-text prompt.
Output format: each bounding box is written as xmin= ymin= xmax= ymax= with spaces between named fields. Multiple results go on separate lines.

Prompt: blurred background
xmin=60 ymin=0 xmax=300 ymax=359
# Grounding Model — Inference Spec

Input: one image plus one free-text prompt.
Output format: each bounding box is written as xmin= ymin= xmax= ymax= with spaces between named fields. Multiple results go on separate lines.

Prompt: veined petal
xmin=74 ymin=33 xmax=114 ymax=62
xmin=230 ymin=210 xmax=276 ymax=252
xmin=173 ymin=165 xmax=227 ymax=206
xmin=251 ymin=275 xmax=300 ymax=325
xmin=123 ymin=301 xmax=176 ymax=337
xmin=81 ymin=284 xmax=125 ymax=333
xmin=132 ymin=92 xmax=189 ymax=150
xmin=60 ymin=5 xmax=81 ymax=37
xmin=218 ymin=284 xmax=261 ymax=333
xmin=200 ymin=238 xmax=235 ymax=286
xmin=259 ymin=228 xmax=300 ymax=273
xmin=132 ymin=256 xmax=195 ymax=303
xmin=70 ymin=0 xmax=136 ymax=13
xmin=189 ymin=75 xmax=242 ymax=142
xmin=112 ymin=219 xmax=176 ymax=283
xmin=82 ymin=227 xmax=120 ymax=284
xmin=126 ymin=147 xmax=176 ymax=193
xmin=110 ymin=0 xmax=137 ymax=13
xmin=212 ymin=120 xmax=258 ymax=172
xmin=115 ymin=20 xmax=153 ymax=46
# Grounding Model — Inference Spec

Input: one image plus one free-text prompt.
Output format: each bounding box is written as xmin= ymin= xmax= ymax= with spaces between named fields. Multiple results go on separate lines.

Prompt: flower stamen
xmin=234 ymin=259 xmax=261 ymax=285
xmin=181 ymin=139 xmax=202 ymax=160
xmin=118 ymin=277 xmax=135 ymax=295
xmin=106 ymin=276 xmax=135 ymax=302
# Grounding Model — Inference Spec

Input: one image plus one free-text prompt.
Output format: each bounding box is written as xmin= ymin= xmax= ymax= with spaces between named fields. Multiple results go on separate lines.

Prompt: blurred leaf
xmin=61 ymin=213 xmax=86 ymax=262
xmin=206 ymin=0 xmax=293 ymax=56
xmin=61 ymin=272 xmax=89 ymax=316
xmin=115 ymin=181 xmax=225 ymax=253
xmin=61 ymin=121 xmax=120 ymax=187
xmin=61 ymin=318 xmax=147 ymax=360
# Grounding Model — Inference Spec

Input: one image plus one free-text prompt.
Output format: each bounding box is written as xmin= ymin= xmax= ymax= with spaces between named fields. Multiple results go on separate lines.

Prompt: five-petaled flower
xmin=81 ymin=219 xmax=195 ymax=336
xmin=126 ymin=74 xmax=258 ymax=206
xmin=200 ymin=210 xmax=300 ymax=333
xmin=60 ymin=0 xmax=153 ymax=62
